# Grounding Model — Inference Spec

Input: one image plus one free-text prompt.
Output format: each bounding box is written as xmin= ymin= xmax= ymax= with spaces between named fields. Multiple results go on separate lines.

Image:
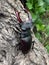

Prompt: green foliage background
xmin=26 ymin=0 xmax=49 ymax=53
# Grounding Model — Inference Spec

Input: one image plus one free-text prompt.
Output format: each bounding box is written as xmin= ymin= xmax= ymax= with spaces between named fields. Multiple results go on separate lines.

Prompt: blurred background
xmin=25 ymin=0 xmax=49 ymax=53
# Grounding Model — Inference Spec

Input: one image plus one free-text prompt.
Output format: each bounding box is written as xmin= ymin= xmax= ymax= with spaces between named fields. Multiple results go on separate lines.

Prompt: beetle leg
xmin=31 ymin=41 xmax=35 ymax=49
xmin=11 ymin=26 xmax=21 ymax=34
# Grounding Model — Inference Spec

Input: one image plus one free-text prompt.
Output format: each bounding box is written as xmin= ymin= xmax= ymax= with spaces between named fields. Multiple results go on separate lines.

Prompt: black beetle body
xmin=20 ymin=22 xmax=32 ymax=53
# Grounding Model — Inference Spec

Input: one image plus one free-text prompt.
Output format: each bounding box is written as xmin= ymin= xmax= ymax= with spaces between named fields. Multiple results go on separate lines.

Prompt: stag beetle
xmin=15 ymin=8 xmax=34 ymax=54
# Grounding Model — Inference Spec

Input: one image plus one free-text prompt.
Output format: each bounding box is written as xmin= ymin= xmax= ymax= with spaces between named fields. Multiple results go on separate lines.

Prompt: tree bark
xmin=0 ymin=0 xmax=49 ymax=65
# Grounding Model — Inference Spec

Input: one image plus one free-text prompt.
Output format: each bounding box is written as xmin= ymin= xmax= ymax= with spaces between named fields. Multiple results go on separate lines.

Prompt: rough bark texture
xmin=0 ymin=0 xmax=49 ymax=65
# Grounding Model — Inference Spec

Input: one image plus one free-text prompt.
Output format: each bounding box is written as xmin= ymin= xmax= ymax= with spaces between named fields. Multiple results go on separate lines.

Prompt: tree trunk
xmin=0 ymin=0 xmax=49 ymax=65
